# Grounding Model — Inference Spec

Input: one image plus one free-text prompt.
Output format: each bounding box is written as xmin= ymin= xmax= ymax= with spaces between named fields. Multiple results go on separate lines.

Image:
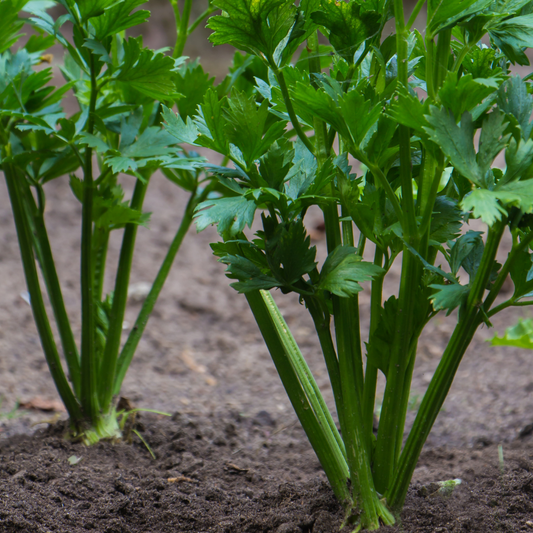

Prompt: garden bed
xmin=1 ymin=177 xmax=533 ymax=531
xmin=0 ymin=412 xmax=532 ymax=533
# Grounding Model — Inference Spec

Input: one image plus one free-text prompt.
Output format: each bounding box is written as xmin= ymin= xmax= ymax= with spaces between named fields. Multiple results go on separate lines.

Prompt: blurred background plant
xmin=0 ymin=0 xmax=226 ymax=444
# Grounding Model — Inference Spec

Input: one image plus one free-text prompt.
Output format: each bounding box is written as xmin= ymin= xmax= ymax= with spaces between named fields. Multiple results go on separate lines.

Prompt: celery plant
xmin=164 ymin=0 xmax=533 ymax=529
xmin=0 ymin=0 xmax=218 ymax=444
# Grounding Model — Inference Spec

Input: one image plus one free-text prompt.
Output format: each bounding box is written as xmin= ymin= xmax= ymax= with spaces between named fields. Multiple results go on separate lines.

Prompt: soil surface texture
xmin=2 ymin=2 xmax=533 ymax=530
xmin=0 ymin=414 xmax=532 ymax=533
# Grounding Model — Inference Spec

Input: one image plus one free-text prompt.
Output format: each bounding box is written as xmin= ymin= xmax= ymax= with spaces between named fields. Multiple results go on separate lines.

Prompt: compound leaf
xmin=490 ymin=13 xmax=533 ymax=50
xmin=208 ymin=0 xmax=295 ymax=60
xmin=429 ymin=283 xmax=470 ymax=314
xmin=386 ymin=85 xmax=430 ymax=134
xmin=90 ymin=0 xmax=149 ymax=40
xmin=438 ymin=72 xmax=501 ymax=121
xmin=73 ymin=0 xmax=118 ymax=22
xmin=174 ymin=61 xmax=214 ymax=119
xmin=195 ymin=89 xmax=229 ymax=154
xmin=461 ymin=189 xmax=508 ymax=226
xmin=311 ymin=0 xmax=381 ymax=62
xmin=429 ymin=196 xmax=463 ymax=244
xmin=462 ymin=179 xmax=533 ymax=225
xmin=115 ymin=38 xmax=178 ymax=100
xmin=491 ymin=318 xmax=533 ymax=349
xmin=195 ymin=195 xmax=257 ymax=237
xmin=318 ymin=245 xmax=383 ymax=297
xmin=427 ymin=0 xmax=493 ymax=36
xmin=504 ymin=137 xmax=533 ymax=183
xmin=220 ymin=255 xmax=279 ymax=293
xmin=224 ymin=90 xmax=288 ymax=167
xmin=162 ymin=105 xmax=200 ymax=145
xmin=266 ymin=220 xmax=317 ymax=284
xmin=497 ymin=75 xmax=533 ymax=139
xmin=0 ymin=0 xmax=26 ymax=53
xmin=424 ymin=107 xmax=483 ymax=185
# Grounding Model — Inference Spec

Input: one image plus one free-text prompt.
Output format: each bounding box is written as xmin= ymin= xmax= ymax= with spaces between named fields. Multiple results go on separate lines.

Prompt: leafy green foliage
xmin=491 ymin=318 xmax=533 ymax=349
xmin=208 ymin=0 xmax=298 ymax=62
xmin=318 ymin=246 xmax=383 ymax=297
xmin=425 ymin=108 xmax=482 ymax=184
xmin=195 ymin=196 xmax=257 ymax=237
xmin=114 ymin=38 xmax=180 ymax=100
xmin=90 ymin=0 xmax=150 ymax=40
xmin=224 ymin=90 xmax=287 ymax=168
xmin=71 ymin=0 xmax=121 ymax=22
xmin=429 ymin=283 xmax=470 ymax=314
xmin=0 ymin=0 xmax=26 ymax=53
xmin=292 ymin=77 xmax=381 ymax=147
xmin=264 ymin=218 xmax=317 ymax=285
xmin=438 ymin=72 xmax=501 ymax=121
xmin=0 ymin=0 xmax=220 ymax=447
xmin=509 ymin=245 xmax=533 ymax=299
xmin=186 ymin=0 xmax=533 ymax=528
xmin=174 ymin=61 xmax=214 ymax=119
xmin=429 ymin=196 xmax=463 ymax=244
xmin=427 ymin=0 xmax=493 ymax=37
xmin=386 ymin=85 xmax=430 ymax=134
xmin=462 ymin=179 xmax=533 ymax=225
xmin=16 ymin=0 xmax=526 ymax=525
xmin=449 ymin=231 xmax=484 ymax=278
xmin=497 ymin=76 xmax=533 ymax=139
xmin=220 ymin=254 xmax=279 ymax=293
xmin=489 ymin=13 xmax=533 ymax=62
xmin=311 ymin=0 xmax=382 ymax=61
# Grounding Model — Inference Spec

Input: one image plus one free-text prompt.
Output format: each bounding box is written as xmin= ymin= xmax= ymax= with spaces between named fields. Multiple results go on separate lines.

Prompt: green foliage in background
xmin=0 ymin=0 xmax=219 ymax=444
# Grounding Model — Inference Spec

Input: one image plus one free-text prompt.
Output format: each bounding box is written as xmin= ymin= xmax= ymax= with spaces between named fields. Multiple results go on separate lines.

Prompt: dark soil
xmin=1 ymin=1 xmax=533 ymax=530
xmin=1 ymin=413 xmax=533 ymax=533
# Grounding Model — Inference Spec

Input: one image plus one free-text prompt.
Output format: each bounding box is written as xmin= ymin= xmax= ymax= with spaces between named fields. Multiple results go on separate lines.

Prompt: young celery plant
xmin=164 ymin=0 xmax=533 ymax=529
xmin=1 ymin=0 xmax=216 ymax=444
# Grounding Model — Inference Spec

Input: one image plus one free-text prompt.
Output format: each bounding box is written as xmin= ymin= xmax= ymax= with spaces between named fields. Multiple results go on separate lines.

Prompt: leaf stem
xmin=388 ymin=219 xmax=506 ymax=510
xmin=353 ymin=150 xmax=404 ymax=224
xmin=173 ymin=0 xmax=193 ymax=59
xmin=434 ymin=29 xmax=452 ymax=92
xmin=452 ymin=43 xmax=473 ymax=73
xmin=99 ymin=176 xmax=150 ymax=411
xmin=373 ymin=0 xmax=421 ymax=493
xmin=407 ymin=0 xmax=426 ymax=30
xmin=188 ymin=6 xmax=217 ymax=35
xmin=269 ymin=61 xmax=315 ymax=156
xmin=20 ymin=180 xmax=81 ymax=399
xmin=80 ymin=51 xmax=99 ymax=424
xmin=246 ymin=290 xmax=351 ymax=504
xmin=362 ymin=247 xmax=384 ymax=443
xmin=93 ymin=229 xmax=109 ymax=301
xmin=305 ymin=298 xmax=342 ymax=406
xmin=4 ymin=160 xmax=83 ymax=423
xmin=374 ymin=245 xmax=419 ymax=492
xmin=418 ymin=152 xmax=445 ymax=238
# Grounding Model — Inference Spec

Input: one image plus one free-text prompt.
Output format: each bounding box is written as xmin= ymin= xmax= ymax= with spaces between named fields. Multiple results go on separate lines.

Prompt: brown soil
xmin=2 ymin=175 xmax=533 ymax=532
xmin=1 ymin=2 xmax=533 ymax=530
xmin=0 ymin=413 xmax=532 ymax=533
